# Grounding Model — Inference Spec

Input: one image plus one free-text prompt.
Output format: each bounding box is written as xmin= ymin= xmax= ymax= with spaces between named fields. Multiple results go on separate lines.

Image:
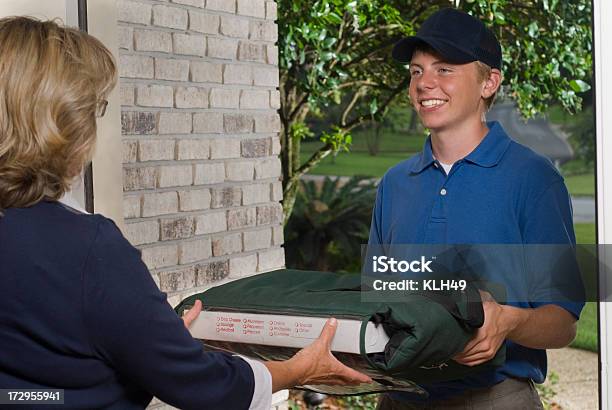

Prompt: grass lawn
xmin=300 ymin=129 xmax=424 ymax=177
xmin=572 ymin=222 xmax=597 ymax=352
xmin=564 ymin=173 xmax=595 ymax=197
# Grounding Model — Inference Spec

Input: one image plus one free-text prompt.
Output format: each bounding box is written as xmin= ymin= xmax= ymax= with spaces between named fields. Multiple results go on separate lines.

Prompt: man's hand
xmin=453 ymin=291 xmax=515 ymax=367
xmin=181 ymin=300 xmax=202 ymax=329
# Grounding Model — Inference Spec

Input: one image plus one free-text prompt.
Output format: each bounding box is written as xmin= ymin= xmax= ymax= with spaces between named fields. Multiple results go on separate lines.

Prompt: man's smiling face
xmin=409 ymin=49 xmax=486 ymax=134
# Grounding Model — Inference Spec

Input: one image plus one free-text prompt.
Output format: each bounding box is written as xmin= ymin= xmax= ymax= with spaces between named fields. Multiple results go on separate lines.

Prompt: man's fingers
xmin=318 ymin=318 xmax=338 ymax=349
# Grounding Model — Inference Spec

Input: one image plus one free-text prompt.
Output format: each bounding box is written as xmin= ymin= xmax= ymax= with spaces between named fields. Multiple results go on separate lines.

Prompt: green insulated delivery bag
xmin=175 ymin=269 xmax=505 ymax=396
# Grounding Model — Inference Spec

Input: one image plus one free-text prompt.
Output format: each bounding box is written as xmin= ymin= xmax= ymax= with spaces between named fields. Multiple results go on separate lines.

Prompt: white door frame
xmin=594 ymin=0 xmax=612 ymax=408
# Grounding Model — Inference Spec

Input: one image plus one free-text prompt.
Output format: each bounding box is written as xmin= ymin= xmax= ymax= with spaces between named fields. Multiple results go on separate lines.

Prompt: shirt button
xmin=440 ymin=188 xmax=447 ymax=196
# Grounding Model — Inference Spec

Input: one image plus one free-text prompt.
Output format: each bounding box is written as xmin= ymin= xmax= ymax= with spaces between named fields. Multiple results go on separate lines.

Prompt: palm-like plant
xmin=284 ymin=176 xmax=377 ymax=272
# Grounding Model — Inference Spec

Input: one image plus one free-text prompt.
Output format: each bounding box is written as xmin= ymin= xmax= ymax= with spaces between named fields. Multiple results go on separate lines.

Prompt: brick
xmin=190 ymin=61 xmax=223 ymax=83
xmin=206 ymin=0 xmax=235 ymax=13
xmin=224 ymin=113 xmax=253 ymax=133
xmin=121 ymin=111 xmax=157 ymax=135
xmin=242 ymin=183 xmax=270 ymax=205
xmin=159 ymin=164 xmax=193 ymax=187
xmin=189 ymin=11 xmax=219 ymax=34
xmin=158 ymin=266 xmax=196 ymax=292
xmin=118 ymin=26 xmax=133 ymax=50
xmin=271 ymin=181 xmax=283 ymax=201
xmin=257 ymin=203 xmax=283 ymax=225
xmin=152 ymin=5 xmax=188 ymax=30
xmin=173 ymin=33 xmax=206 ymax=57
xmin=220 ymin=16 xmax=249 ymax=38
xmin=238 ymin=42 xmax=265 ymax=63
xmin=207 ymin=38 xmax=238 ymax=60
xmin=271 ymin=136 xmax=281 ymax=155
xmin=118 ymin=1 xmax=152 ymax=25
xmin=210 ymin=138 xmax=241 ymax=159
xmin=266 ymin=45 xmax=278 ymax=66
xmin=142 ymin=191 xmax=179 ymax=217
xmin=237 ymin=0 xmax=265 ymax=18
xmin=172 ymin=0 xmax=204 ymax=6
xmin=258 ymin=248 xmax=285 ymax=272
xmin=272 ymin=225 xmax=284 ymax=245
xmin=161 ymin=216 xmax=195 ymax=240
xmin=195 ymin=211 xmax=227 ymax=234
xmin=255 ymin=157 xmax=281 ymax=179
xmin=141 ymin=244 xmax=179 ymax=270
xmin=223 ymin=64 xmax=252 ymax=85
xmin=243 ymin=228 xmax=271 ymax=251
xmin=227 ymin=207 xmax=256 ymax=230
xmin=124 ymin=220 xmax=159 ymax=245
xmin=196 ymin=260 xmax=230 ymax=285
xmin=254 ymin=113 xmax=281 ymax=133
xmin=155 ymin=58 xmax=190 ymax=81
xmin=226 ymin=161 xmax=254 ymax=181
xmin=180 ymin=238 xmax=212 ymax=264
xmin=177 ymin=138 xmax=209 ymax=160
xmin=134 ymin=30 xmax=172 ymax=53
xmin=265 ymin=1 xmax=277 ymax=20
xmin=249 ymin=21 xmax=277 ymax=42
xmin=158 ymin=112 xmax=192 ymax=134
xmin=138 ymin=139 xmax=175 ymax=161
xmin=211 ymin=187 xmax=241 ymax=208
xmin=123 ymin=140 xmax=138 ymax=163
xmin=120 ymin=55 xmax=154 ymax=79
xmin=175 ymin=87 xmax=209 ymax=109
xmin=212 ymin=233 xmax=242 ymax=256
xmin=270 ymin=90 xmax=280 ymax=109
xmin=194 ymin=163 xmax=225 ymax=184
xmin=193 ymin=112 xmax=224 ymax=133
xmin=241 ymin=138 xmax=269 ymax=158
xmin=178 ymin=188 xmax=211 ymax=211
xmin=123 ymin=167 xmax=157 ymax=191
xmin=210 ymin=88 xmax=239 ymax=109
xmin=229 ymin=253 xmax=257 ymax=277
xmin=240 ymin=90 xmax=269 ymax=109
xmin=120 ymin=84 xmax=134 ymax=106
xmin=253 ymin=66 xmax=279 ymax=86
xmin=123 ymin=195 xmax=141 ymax=219
xmin=136 ymin=85 xmax=174 ymax=107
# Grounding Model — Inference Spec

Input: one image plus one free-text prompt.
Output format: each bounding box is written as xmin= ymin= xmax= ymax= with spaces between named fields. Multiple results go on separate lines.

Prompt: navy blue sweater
xmin=0 ymin=201 xmax=255 ymax=409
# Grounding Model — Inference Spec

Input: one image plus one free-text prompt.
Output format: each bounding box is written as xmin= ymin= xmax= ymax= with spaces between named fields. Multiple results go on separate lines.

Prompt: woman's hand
xmin=265 ymin=318 xmax=372 ymax=391
xmin=181 ymin=300 xmax=202 ymax=329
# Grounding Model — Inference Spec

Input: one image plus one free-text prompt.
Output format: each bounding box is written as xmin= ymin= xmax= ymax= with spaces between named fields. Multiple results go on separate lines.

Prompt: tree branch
xmin=343 ymin=76 xmax=410 ymax=130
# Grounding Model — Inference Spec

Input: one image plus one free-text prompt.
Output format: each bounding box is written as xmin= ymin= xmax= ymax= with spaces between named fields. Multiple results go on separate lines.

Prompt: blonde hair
xmin=475 ymin=60 xmax=497 ymax=111
xmin=0 ymin=16 xmax=117 ymax=213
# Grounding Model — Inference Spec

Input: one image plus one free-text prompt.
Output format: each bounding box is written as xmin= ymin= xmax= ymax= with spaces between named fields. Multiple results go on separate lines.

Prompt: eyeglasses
xmin=95 ymin=99 xmax=108 ymax=118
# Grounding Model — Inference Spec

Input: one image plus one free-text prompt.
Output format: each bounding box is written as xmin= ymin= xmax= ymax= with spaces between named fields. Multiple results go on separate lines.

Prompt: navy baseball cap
xmin=392 ymin=8 xmax=502 ymax=70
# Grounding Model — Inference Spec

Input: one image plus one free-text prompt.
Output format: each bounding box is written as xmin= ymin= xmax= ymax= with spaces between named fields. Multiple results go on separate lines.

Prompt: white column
xmin=594 ymin=0 xmax=612 ymax=408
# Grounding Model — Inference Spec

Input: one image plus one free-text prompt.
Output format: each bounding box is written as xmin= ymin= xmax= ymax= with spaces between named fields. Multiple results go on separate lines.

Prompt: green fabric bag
xmin=176 ymin=269 xmax=505 ymax=395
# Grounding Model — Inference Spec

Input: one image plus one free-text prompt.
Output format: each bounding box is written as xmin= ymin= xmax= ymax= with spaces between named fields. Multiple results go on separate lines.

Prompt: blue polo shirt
xmin=368 ymin=121 xmax=584 ymax=400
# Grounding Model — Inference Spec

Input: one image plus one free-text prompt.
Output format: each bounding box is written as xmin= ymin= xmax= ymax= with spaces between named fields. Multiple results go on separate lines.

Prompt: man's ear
xmin=482 ymin=69 xmax=502 ymax=98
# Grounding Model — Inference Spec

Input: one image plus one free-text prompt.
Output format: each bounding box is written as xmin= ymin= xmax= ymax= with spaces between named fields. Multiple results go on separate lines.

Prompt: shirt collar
xmin=409 ymin=121 xmax=511 ymax=174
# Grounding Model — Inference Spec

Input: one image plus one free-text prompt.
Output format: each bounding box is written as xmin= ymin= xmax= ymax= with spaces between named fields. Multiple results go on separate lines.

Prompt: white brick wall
xmin=117 ymin=6 xmax=285 ymax=406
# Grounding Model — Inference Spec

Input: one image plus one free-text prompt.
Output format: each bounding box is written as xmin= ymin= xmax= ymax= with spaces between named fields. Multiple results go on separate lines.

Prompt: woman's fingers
xmin=182 ymin=300 xmax=202 ymax=329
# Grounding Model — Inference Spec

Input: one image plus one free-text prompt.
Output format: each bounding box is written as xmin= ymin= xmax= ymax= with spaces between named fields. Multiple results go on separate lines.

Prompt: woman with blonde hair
xmin=0 ymin=17 xmax=369 ymax=409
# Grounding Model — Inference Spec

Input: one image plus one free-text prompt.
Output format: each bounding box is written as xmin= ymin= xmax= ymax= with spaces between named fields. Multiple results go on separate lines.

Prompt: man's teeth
xmin=422 ymin=99 xmax=446 ymax=107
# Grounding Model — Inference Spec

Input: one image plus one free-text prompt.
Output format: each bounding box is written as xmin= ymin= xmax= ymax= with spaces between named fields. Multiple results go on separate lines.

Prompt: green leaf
xmin=569 ymin=79 xmax=591 ymax=93
xmin=369 ymin=98 xmax=378 ymax=115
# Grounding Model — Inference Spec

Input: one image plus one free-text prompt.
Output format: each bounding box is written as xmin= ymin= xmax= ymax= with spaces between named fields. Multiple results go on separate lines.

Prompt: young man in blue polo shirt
xmin=370 ymin=8 xmax=583 ymax=409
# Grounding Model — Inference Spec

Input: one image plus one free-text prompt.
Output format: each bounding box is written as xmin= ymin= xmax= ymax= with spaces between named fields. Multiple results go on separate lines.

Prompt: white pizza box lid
xmin=188 ymin=310 xmax=390 ymax=354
